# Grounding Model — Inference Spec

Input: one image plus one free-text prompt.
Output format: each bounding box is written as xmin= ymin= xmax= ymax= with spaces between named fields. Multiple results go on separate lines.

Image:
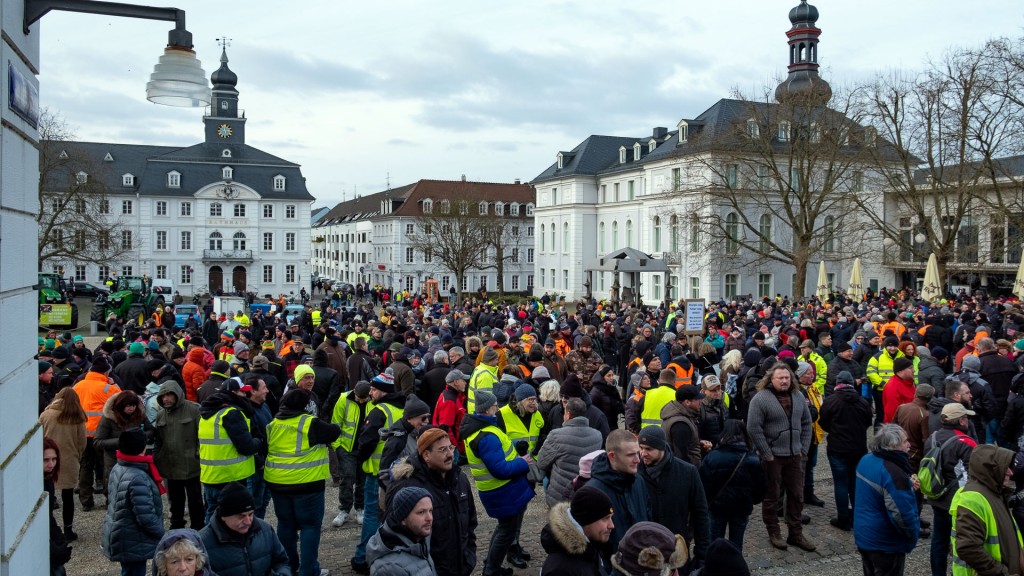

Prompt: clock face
xmin=217 ymin=124 xmax=233 ymax=139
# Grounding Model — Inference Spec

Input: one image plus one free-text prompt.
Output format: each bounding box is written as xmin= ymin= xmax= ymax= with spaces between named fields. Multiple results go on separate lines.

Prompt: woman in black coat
xmin=589 ymin=366 xmax=625 ymax=431
xmin=697 ymin=420 xmax=765 ymax=549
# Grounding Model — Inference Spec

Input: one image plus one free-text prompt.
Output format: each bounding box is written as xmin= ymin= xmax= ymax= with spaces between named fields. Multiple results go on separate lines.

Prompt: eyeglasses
xmin=429 ymin=445 xmax=456 ymax=454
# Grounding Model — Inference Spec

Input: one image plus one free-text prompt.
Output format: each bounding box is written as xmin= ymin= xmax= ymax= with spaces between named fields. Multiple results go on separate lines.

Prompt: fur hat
xmin=612 ymin=522 xmax=689 ymax=576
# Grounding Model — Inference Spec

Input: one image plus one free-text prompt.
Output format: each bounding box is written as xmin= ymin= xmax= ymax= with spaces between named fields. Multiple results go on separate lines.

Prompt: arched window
xmin=209 ymin=231 xmax=223 ymax=251
xmin=612 ymin=221 xmax=619 ymax=248
xmin=540 ymin=224 xmax=546 ymax=251
xmin=549 ymin=222 xmax=555 ymax=251
xmin=599 ymin=222 xmax=606 ymax=254
xmin=824 ymin=215 xmax=836 ymax=253
xmin=562 ymin=222 xmax=569 ymax=253
xmin=758 ymin=214 xmax=772 ymax=252
xmin=626 ymin=220 xmax=633 ymax=246
xmin=233 ymin=231 xmax=247 ymax=251
xmin=671 ymin=215 xmax=680 ymax=252
xmin=653 ymin=216 xmax=662 ymax=252
xmin=725 ymin=213 xmax=739 ymax=255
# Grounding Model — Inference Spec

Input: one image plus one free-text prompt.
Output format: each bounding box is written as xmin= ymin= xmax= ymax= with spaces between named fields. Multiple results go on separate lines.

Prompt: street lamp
xmin=24 ymin=0 xmax=210 ymax=107
xmin=914 ymin=233 xmax=927 ymax=245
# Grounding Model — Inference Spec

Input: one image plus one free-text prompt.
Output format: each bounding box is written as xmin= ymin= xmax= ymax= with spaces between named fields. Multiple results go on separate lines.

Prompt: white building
xmin=40 ymin=49 xmax=314 ymax=298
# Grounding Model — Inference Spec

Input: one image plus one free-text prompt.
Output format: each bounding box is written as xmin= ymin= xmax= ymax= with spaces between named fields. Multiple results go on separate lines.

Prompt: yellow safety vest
xmin=331 ymin=392 xmax=363 ymax=452
xmin=312 ymin=310 xmax=321 ymax=325
xmin=498 ymin=405 xmax=543 ymax=455
xmin=264 ymin=414 xmax=330 ymax=485
xmin=467 ymin=364 xmax=498 ymax=413
xmin=867 ymin=350 xmax=905 ymax=390
xmin=199 ymin=406 xmax=255 ymax=484
xmin=465 ymin=424 xmax=516 ymax=492
xmin=361 ymin=403 xmax=404 ymax=475
xmin=951 ymin=488 xmax=1024 ymax=576
xmin=641 ymin=386 xmax=676 ymax=429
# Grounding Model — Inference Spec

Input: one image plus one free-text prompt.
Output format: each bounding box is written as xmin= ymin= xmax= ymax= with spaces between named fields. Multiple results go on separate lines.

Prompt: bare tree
xmin=38 ymin=108 xmax=132 ymax=270
xmin=477 ymin=212 xmax=527 ymax=297
xmin=689 ymin=85 xmax=876 ymax=298
xmin=406 ymin=197 xmax=487 ymax=302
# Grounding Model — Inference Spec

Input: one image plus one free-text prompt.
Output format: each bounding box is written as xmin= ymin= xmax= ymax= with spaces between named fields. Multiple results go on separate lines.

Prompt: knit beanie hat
xmin=129 ymin=342 xmax=145 ymax=356
xmin=612 ymin=522 xmax=689 ymax=576
xmin=404 ymin=395 xmax=430 ymax=420
xmin=892 ymin=357 xmax=914 ymax=373
xmin=52 ymin=346 xmax=70 ymax=360
xmin=560 ymin=376 xmax=584 ymax=399
xmin=962 ymin=354 xmax=981 ymax=372
xmin=931 ymin=346 xmax=949 ymax=360
xmin=370 ymin=373 xmax=396 ymax=394
xmin=836 ymin=371 xmax=855 ymax=386
xmin=527 ymin=349 xmax=544 ymax=363
xmin=416 ymin=427 xmax=448 ymax=454
xmin=354 ymin=381 xmax=372 ymax=399
xmin=218 ymin=482 xmax=255 ymax=517
xmin=233 ymin=341 xmax=248 ymax=355
xmin=293 ymin=364 xmax=315 ymax=384
xmin=577 ymin=449 xmax=604 ymax=479
xmin=280 ymin=388 xmax=311 ymax=411
xmin=388 ymin=486 xmax=432 ymax=525
xmin=835 ymin=342 xmax=852 ymax=353
xmin=118 ymin=427 xmax=147 ymax=456
xmin=90 ymin=356 xmax=111 ymax=374
xmin=473 ymin=390 xmax=497 ymax=413
xmin=514 ymin=383 xmax=537 ymax=402
xmin=699 ymin=538 xmax=751 ymax=576
xmin=481 ymin=346 xmax=499 ymax=365
xmin=38 ymin=360 xmax=52 ymax=374
xmin=531 ymin=366 xmax=550 ymax=380
xmin=637 ymin=426 xmax=667 ymax=451
xmin=570 ymin=486 xmax=613 ymax=526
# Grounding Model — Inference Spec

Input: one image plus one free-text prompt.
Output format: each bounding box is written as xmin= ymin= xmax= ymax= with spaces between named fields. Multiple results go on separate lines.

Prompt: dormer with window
xmin=459 ymin=201 xmax=468 ymax=215
xmin=746 ymin=119 xmax=759 ymax=138
xmin=525 ymin=203 xmax=535 ymax=216
xmin=648 ymin=139 xmax=657 ymax=153
xmin=440 ymin=199 xmax=450 ymax=213
xmin=167 ymin=171 xmax=181 ymax=188
xmin=422 ymin=198 xmax=433 ymax=214
xmin=633 ymin=142 xmax=642 ymax=161
xmin=77 ymin=172 xmax=88 ymax=184
xmin=510 ymin=203 xmax=520 ymax=216
xmin=556 ymin=152 xmax=565 ymax=170
xmin=273 ymin=175 xmax=286 ymax=191
xmin=864 ymin=126 xmax=877 ymax=148
xmin=479 ymin=201 xmax=488 ymax=215
xmin=619 ymin=146 xmax=627 ymax=164
xmin=121 ymin=174 xmax=133 ymax=187
xmin=495 ymin=201 xmax=504 ymax=216
xmin=221 ymin=149 xmax=231 ymax=158
xmin=778 ymin=121 xmax=791 ymax=142
xmin=222 ymin=166 xmax=233 ymax=180
xmin=677 ymin=120 xmax=689 ymax=143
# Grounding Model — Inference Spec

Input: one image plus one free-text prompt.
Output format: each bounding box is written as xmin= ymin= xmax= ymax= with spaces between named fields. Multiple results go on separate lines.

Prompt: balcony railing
xmin=202 ymin=249 xmax=253 ymax=262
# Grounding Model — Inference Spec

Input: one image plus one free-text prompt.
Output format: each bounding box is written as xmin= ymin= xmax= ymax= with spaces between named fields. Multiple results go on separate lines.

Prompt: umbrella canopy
xmin=921 ymin=253 xmax=942 ymax=302
xmin=1014 ymin=258 xmax=1024 ymax=300
xmin=816 ymin=261 xmax=829 ymax=301
xmin=848 ymin=258 xmax=865 ymax=301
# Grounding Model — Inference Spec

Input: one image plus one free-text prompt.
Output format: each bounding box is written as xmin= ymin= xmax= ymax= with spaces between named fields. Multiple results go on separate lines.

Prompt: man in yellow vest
xmin=198 ymin=377 xmax=263 ymax=527
xmin=498 ymin=384 xmax=544 ymax=458
xmin=331 ymin=381 xmax=371 ymax=528
xmin=467 ymin=346 xmax=500 ymax=414
xmin=351 ymin=373 xmax=407 ymax=575
xmin=462 ymin=390 xmax=535 ymax=575
xmin=867 ymin=336 xmax=905 ymax=430
xmin=637 ymin=369 xmax=678 ymax=429
xmin=265 ymin=387 xmax=341 ymax=576
xmin=950 ymin=444 xmax=1024 ymax=576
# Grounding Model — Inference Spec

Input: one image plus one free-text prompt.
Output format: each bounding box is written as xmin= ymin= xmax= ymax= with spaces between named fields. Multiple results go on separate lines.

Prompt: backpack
xmin=918 ymin=433 xmax=960 ymax=500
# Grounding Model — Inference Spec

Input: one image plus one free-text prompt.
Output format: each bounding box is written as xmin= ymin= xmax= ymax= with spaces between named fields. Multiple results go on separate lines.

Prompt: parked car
xmin=73 ymin=282 xmax=110 ymax=297
xmin=173 ymin=304 xmax=202 ymax=328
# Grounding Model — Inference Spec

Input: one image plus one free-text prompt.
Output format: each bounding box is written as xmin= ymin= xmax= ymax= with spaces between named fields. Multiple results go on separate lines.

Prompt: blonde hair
xmin=154 ymin=537 xmax=206 ymax=576
xmin=539 ymin=380 xmax=562 ymax=402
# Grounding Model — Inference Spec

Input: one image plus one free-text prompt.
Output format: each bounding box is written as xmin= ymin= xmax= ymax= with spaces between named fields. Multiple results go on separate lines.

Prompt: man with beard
xmin=564 ymin=337 xmax=604 ymax=387
xmin=387 ymin=428 xmax=478 ymax=576
xmin=367 ymin=487 xmax=436 ymax=575
xmin=540 ymin=486 xmax=614 ymax=576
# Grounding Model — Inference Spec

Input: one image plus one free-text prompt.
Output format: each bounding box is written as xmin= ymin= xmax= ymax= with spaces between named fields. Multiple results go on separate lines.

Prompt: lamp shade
xmin=147 ymin=46 xmax=211 ymax=107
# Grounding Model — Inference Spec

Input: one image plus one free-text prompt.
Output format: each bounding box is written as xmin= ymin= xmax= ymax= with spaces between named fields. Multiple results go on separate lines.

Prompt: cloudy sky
xmin=36 ymin=1 xmax=1024 ymax=207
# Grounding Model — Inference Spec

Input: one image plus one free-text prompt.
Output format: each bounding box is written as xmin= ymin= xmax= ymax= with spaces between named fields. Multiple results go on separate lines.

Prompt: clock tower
xmin=204 ymin=45 xmax=246 ymax=146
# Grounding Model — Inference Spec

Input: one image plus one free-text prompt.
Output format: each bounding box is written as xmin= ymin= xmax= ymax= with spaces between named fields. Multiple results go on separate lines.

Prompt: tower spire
xmin=775 ymin=0 xmax=831 ymax=106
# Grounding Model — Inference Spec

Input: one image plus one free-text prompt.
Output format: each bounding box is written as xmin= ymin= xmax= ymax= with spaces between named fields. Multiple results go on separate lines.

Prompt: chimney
xmin=461 ymin=174 xmax=467 ymax=182
xmin=653 ymin=127 xmax=668 ymax=139
xmin=514 ymin=178 xmax=521 ymax=184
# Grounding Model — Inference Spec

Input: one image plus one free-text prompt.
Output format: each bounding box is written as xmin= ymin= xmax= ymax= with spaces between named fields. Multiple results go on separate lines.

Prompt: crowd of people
xmin=34 ymin=284 xmax=1024 ymax=576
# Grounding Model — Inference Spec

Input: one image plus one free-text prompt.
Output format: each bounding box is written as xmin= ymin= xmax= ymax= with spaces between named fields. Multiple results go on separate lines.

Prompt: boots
xmin=769 ymin=533 xmax=788 ymax=550
xmin=63 ymin=526 xmax=78 ymax=541
xmin=506 ymin=544 xmax=529 ymax=569
xmin=787 ymin=533 xmax=816 ymax=552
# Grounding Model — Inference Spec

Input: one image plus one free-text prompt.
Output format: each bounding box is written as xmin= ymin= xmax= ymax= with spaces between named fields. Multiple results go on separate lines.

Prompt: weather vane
xmin=217 ymin=37 xmax=232 ymax=49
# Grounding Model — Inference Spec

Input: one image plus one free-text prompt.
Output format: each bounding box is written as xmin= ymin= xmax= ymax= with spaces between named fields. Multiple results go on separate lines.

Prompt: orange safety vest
xmin=73 ymin=371 xmax=122 ymax=437
xmin=666 ymin=362 xmax=693 ymax=389
xmin=554 ymin=338 xmax=571 ymax=358
xmin=151 ymin=312 xmax=162 ymax=327
xmin=519 ymin=364 xmax=532 ymax=378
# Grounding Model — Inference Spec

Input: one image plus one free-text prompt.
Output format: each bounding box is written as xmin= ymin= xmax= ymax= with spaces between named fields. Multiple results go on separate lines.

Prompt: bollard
xmin=90 ymin=320 xmax=98 ymax=336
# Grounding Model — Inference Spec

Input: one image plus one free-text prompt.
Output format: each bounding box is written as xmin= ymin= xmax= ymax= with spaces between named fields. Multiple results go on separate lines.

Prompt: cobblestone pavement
xmin=64 ymin=442 xmax=932 ymax=575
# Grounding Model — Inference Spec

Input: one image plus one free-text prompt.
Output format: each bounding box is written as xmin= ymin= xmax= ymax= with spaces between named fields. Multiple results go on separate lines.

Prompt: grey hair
xmin=154 ymin=538 xmax=207 ymax=576
xmin=433 ymin=350 xmax=448 ymax=363
xmin=870 ymin=424 xmax=906 ymax=452
xmin=539 ymin=380 xmax=562 ymax=402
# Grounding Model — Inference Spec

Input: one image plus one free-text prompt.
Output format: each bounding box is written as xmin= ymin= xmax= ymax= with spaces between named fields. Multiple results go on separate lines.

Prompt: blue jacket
xmin=853 ymin=451 xmax=920 ymax=553
xmin=586 ymin=453 xmax=650 ymax=562
xmin=101 ymin=460 xmax=164 ymax=562
xmin=460 ymin=413 xmax=534 ymax=519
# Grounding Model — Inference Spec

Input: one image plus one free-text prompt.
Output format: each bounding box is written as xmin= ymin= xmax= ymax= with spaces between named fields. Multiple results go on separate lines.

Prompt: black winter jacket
xmin=979 ymin=350 xmax=1019 ymax=420
xmin=640 ymin=451 xmax=710 ymax=560
xmin=101 ymin=460 xmax=164 ymax=562
xmin=588 ymin=376 xmax=625 ymax=432
xmin=818 ymin=386 xmax=872 ymax=457
xmin=586 ymin=453 xmax=649 ymax=563
xmin=698 ymin=442 xmax=766 ymax=519
xmin=199 ymin=514 xmax=290 ymax=576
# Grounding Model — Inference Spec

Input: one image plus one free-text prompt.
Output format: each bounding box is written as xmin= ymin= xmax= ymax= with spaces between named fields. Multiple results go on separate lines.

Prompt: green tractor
xmin=38 ymin=272 xmax=79 ymax=329
xmin=90 ymin=276 xmax=163 ymax=325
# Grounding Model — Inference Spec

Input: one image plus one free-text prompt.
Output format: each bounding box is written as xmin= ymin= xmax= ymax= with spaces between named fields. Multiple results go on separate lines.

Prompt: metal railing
xmin=202 ymin=249 xmax=253 ymax=261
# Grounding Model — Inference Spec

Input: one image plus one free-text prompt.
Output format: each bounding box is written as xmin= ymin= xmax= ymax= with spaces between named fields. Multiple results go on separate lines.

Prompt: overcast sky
xmin=36 ymin=1 xmax=1024 ymax=207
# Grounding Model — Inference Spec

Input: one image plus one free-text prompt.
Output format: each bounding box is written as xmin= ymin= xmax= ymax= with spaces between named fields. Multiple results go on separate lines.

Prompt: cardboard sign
xmin=684 ymin=299 xmax=705 ymax=335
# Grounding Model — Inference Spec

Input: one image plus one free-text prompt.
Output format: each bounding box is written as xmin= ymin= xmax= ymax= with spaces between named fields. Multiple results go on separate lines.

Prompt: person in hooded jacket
xmin=183 ymin=346 xmax=210 ymax=403
xmin=589 ymin=366 xmax=625 ymax=431
xmin=153 ymin=380 xmax=205 ymax=530
xmin=387 ymin=427 xmax=478 ymax=576
xmin=366 ymin=486 xmax=436 ymax=576
xmin=540 ymin=486 xmax=614 ymax=576
xmin=586 ymin=430 xmax=650 ymax=566
xmin=916 ymin=346 xmax=948 ymax=392
xmin=198 ymin=481 xmax=291 ymax=576
xmin=151 ymin=528 xmax=216 ymax=576
xmin=699 ymin=420 xmax=765 ymax=550
xmin=818 ymin=371 xmax=873 ymax=531
xmin=94 ymin=389 xmax=147 ymax=484
xmin=101 ymin=428 xmax=165 ymax=576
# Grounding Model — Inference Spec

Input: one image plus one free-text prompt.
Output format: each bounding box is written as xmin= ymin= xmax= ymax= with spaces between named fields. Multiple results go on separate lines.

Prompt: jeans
xmin=337 ymin=448 xmax=365 ymax=512
xmin=859 ymin=549 xmax=906 ymax=576
xmin=271 ymin=490 xmax=325 ymax=576
xmin=120 ymin=561 xmax=147 ymax=576
xmin=167 ymin=477 xmax=205 ymax=530
xmin=709 ymin=513 xmax=750 ymax=549
xmin=828 ymin=452 xmax=860 ymax=523
xmin=484 ymin=510 xmax=525 ymax=576
xmin=353 ymin=476 xmax=380 ymax=564
xmin=248 ymin=472 xmax=273 ymax=519
xmin=804 ymin=443 xmax=819 ymax=496
xmin=762 ymin=455 xmax=804 ymax=536
xmin=986 ymin=419 xmax=1000 ymax=445
xmin=930 ymin=505 xmax=952 ymax=576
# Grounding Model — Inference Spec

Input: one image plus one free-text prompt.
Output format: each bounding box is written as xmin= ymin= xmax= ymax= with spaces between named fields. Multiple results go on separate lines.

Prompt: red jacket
xmin=433 ymin=386 xmax=468 ymax=453
xmin=882 ymin=375 xmax=916 ymax=423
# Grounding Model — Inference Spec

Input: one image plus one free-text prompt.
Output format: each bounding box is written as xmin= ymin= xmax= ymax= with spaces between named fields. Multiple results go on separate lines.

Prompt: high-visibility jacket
xmin=641 ymin=386 xmax=676 ymax=429
xmin=331 ymin=391 xmax=363 ymax=452
xmin=802 ymin=351 xmax=828 ymax=394
xmin=666 ymin=362 xmax=694 ymax=389
xmin=311 ymin=309 xmax=321 ymax=325
xmin=467 ymin=363 xmax=499 ymax=414
xmin=264 ymin=414 xmax=329 ymax=485
xmin=73 ymin=371 xmax=122 ymax=437
xmin=465 ymin=425 xmax=516 ymax=492
xmin=950 ymin=488 xmax=1024 ymax=576
xmin=867 ymin=350 xmax=905 ymax=390
xmin=498 ymin=405 xmax=543 ymax=455
xmin=553 ymin=337 xmax=571 ymax=358
xmin=199 ymin=406 xmax=255 ymax=484
xmin=361 ymin=403 xmax=404 ymax=475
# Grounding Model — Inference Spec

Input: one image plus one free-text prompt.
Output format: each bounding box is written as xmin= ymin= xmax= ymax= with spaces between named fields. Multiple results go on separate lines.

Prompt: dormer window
xmin=525 ymin=203 xmax=535 ymax=216
xmin=556 ymin=152 xmax=564 ymax=170
xmin=633 ymin=143 xmax=642 ymax=160
xmin=619 ymin=146 xmax=627 ymax=164
xmin=510 ymin=203 xmax=520 ymax=216
xmin=422 ymin=199 xmax=433 ymax=214
xmin=648 ymin=139 xmax=657 ymax=153
xmin=677 ymin=120 xmax=689 ymax=143
xmin=864 ymin=126 xmax=877 ymax=148
xmin=77 ymin=172 xmax=88 ymax=184
xmin=121 ymin=174 xmax=133 ymax=187
xmin=103 ymin=152 xmax=114 ymax=162
xmin=273 ymin=175 xmax=286 ymax=191
xmin=167 ymin=171 xmax=180 ymax=188
xmin=810 ymin=122 xmax=820 ymax=144
xmin=495 ymin=201 xmax=504 ymax=216
xmin=440 ymin=199 xmax=450 ymax=213
xmin=479 ymin=201 xmax=488 ymax=215
xmin=221 ymin=149 xmax=231 ymax=158
xmin=747 ymin=119 xmax=759 ymax=138
xmin=778 ymin=121 xmax=791 ymax=142
xmin=222 ymin=166 xmax=233 ymax=180
xmin=459 ymin=202 xmax=468 ymax=215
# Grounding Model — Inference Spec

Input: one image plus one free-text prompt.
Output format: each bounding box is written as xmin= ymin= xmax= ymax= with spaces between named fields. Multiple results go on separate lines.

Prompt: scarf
xmin=872 ymin=449 xmax=912 ymax=475
xmin=116 ymin=451 xmax=167 ymax=494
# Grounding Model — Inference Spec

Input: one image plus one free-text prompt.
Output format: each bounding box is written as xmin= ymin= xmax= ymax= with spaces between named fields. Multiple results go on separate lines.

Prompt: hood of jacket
xmin=186 ymin=347 xmax=206 ymax=364
xmin=157 ymin=380 xmax=184 ymax=411
xmin=661 ymin=399 xmax=694 ymax=422
xmin=102 ymin=390 xmax=146 ymax=427
xmin=151 ymin=529 xmax=212 ymax=576
xmin=366 ymin=519 xmax=429 ymax=564
xmin=743 ymin=348 xmax=762 ymax=368
xmin=541 ymin=502 xmax=588 ymax=556
xmin=833 ymin=385 xmax=863 ymax=404
xmin=459 ymin=413 xmax=496 ymax=441
xmin=199 ymin=388 xmax=254 ymax=419
xmin=968 ymin=444 xmax=1015 ymax=494
xmin=589 ymin=452 xmax=636 ymax=492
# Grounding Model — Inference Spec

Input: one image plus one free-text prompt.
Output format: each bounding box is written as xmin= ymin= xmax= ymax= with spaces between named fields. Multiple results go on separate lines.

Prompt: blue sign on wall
xmin=8 ymin=61 xmax=39 ymax=128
